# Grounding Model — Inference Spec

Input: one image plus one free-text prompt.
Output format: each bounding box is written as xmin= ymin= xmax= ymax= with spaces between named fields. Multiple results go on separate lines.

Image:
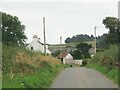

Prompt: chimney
xmin=33 ymin=35 xmax=38 ymax=42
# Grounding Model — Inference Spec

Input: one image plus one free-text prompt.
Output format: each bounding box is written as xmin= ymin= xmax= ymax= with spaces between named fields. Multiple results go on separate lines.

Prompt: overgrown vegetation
xmin=103 ymin=17 xmax=120 ymax=45
xmin=86 ymin=16 xmax=120 ymax=86
xmin=1 ymin=12 xmax=66 ymax=88
xmin=86 ymin=45 xmax=119 ymax=86
xmin=2 ymin=45 xmax=65 ymax=88
xmin=0 ymin=43 xmax=1 ymax=89
xmin=70 ymin=42 xmax=92 ymax=59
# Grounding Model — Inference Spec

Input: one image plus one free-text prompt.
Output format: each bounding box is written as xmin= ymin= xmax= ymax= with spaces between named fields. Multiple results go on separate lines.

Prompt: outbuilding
xmin=57 ymin=51 xmax=73 ymax=64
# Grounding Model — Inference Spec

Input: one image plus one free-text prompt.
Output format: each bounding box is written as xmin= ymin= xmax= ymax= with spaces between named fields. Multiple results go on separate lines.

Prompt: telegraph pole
xmin=60 ymin=36 xmax=62 ymax=62
xmin=60 ymin=36 xmax=62 ymax=45
xmin=94 ymin=26 xmax=97 ymax=54
xmin=43 ymin=17 xmax=46 ymax=55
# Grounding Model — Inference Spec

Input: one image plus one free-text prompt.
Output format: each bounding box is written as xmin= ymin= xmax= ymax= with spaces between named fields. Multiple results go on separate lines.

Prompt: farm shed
xmin=57 ymin=51 xmax=73 ymax=64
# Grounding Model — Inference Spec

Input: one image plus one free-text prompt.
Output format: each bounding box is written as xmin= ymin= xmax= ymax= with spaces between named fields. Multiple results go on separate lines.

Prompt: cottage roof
xmin=29 ymin=35 xmax=49 ymax=45
xmin=57 ymin=51 xmax=69 ymax=58
xmin=38 ymin=41 xmax=44 ymax=45
xmin=33 ymin=35 xmax=38 ymax=38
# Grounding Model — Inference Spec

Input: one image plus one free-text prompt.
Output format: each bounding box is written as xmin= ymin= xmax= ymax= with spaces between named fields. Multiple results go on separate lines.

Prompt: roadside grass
xmin=2 ymin=45 xmax=65 ymax=88
xmin=86 ymin=45 xmax=119 ymax=86
xmin=0 ymin=42 xmax=1 ymax=89
xmin=3 ymin=64 xmax=64 ymax=88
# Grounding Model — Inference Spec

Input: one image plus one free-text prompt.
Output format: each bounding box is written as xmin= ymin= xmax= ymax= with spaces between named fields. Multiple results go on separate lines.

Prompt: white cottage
xmin=26 ymin=35 xmax=51 ymax=54
xmin=63 ymin=53 xmax=73 ymax=64
xmin=57 ymin=51 xmax=73 ymax=64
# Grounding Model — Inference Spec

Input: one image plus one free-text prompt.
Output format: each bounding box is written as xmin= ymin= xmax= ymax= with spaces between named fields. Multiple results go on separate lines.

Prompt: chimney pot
xmin=33 ymin=35 xmax=37 ymax=38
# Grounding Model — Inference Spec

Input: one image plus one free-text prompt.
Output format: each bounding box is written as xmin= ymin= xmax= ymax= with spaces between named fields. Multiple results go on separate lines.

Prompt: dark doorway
xmin=31 ymin=47 xmax=33 ymax=50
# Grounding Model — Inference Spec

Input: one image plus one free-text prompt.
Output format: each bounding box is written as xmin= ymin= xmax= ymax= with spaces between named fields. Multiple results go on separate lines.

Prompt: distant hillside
xmin=65 ymin=34 xmax=94 ymax=43
xmin=64 ymin=34 xmax=108 ymax=49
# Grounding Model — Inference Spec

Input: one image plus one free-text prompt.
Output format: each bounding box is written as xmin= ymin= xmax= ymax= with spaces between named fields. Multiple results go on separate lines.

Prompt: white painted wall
xmin=63 ymin=58 xmax=66 ymax=64
xmin=74 ymin=60 xmax=83 ymax=65
xmin=26 ymin=35 xmax=51 ymax=54
xmin=26 ymin=41 xmax=44 ymax=53
xmin=63 ymin=53 xmax=73 ymax=64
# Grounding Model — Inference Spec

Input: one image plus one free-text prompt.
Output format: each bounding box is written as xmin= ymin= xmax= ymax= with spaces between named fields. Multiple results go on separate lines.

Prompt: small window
xmin=31 ymin=47 xmax=33 ymax=50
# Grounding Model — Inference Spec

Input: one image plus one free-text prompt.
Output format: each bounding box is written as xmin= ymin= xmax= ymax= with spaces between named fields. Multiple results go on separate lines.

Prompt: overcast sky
xmin=0 ymin=0 xmax=119 ymax=44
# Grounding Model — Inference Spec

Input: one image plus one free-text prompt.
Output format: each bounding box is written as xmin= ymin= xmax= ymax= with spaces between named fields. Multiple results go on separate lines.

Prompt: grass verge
xmin=86 ymin=45 xmax=119 ymax=86
xmin=3 ymin=64 xmax=64 ymax=88
xmin=2 ymin=45 xmax=66 ymax=88
xmin=86 ymin=63 xmax=118 ymax=86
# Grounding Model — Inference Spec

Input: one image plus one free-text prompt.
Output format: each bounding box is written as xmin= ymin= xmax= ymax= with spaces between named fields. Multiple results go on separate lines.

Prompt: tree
xmin=65 ymin=37 xmax=71 ymax=43
xmin=76 ymin=42 xmax=92 ymax=58
xmin=70 ymin=49 xmax=82 ymax=59
xmin=1 ymin=12 xmax=27 ymax=46
xmin=103 ymin=17 xmax=120 ymax=44
xmin=90 ymin=35 xmax=94 ymax=41
xmin=65 ymin=34 xmax=95 ymax=43
xmin=97 ymin=34 xmax=108 ymax=49
xmin=71 ymin=42 xmax=92 ymax=59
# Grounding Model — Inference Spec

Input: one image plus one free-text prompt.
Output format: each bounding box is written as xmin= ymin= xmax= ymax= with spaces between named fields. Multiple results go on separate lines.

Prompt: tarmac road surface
xmin=51 ymin=67 xmax=118 ymax=88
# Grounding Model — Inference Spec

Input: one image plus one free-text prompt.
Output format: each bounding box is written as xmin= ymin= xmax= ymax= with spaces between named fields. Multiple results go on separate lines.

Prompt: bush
xmin=89 ymin=45 xmax=118 ymax=69
xmin=82 ymin=60 xmax=88 ymax=66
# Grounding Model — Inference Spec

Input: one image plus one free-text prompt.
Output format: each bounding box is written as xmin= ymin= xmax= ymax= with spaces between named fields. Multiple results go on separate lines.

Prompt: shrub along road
xmin=51 ymin=67 xmax=118 ymax=88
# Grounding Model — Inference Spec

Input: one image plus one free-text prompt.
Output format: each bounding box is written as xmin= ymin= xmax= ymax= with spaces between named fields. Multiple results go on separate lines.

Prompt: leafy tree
xmin=76 ymin=42 xmax=92 ymax=58
xmin=90 ymin=35 xmax=94 ymax=41
xmin=71 ymin=42 xmax=92 ymax=59
xmin=70 ymin=49 xmax=82 ymax=59
xmin=65 ymin=34 xmax=95 ymax=43
xmin=71 ymin=36 xmax=76 ymax=42
xmin=97 ymin=34 xmax=108 ymax=49
xmin=103 ymin=17 xmax=120 ymax=44
xmin=65 ymin=37 xmax=71 ymax=43
xmin=1 ymin=12 xmax=27 ymax=46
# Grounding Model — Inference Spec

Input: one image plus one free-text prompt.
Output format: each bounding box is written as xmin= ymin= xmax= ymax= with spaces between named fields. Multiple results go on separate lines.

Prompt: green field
xmin=49 ymin=41 xmax=94 ymax=51
xmin=49 ymin=41 xmax=94 ymax=47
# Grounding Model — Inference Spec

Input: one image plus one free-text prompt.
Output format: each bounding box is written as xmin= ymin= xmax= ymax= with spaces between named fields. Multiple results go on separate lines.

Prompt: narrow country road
xmin=51 ymin=67 xmax=118 ymax=88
